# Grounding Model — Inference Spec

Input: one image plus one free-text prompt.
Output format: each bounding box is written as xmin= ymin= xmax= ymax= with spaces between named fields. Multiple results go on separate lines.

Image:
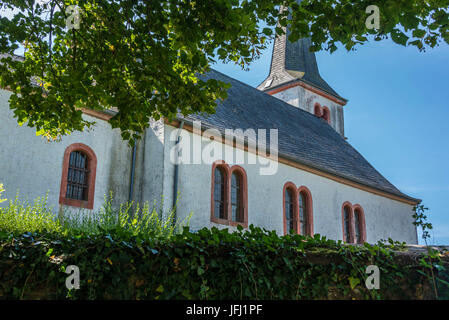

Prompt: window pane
xmin=285 ymin=189 xmax=295 ymax=233
xmin=214 ymin=167 xmax=225 ymax=219
xmin=66 ymin=151 xmax=89 ymax=201
xmin=299 ymin=193 xmax=307 ymax=235
xmin=343 ymin=206 xmax=351 ymax=242
xmin=231 ymin=172 xmax=243 ymax=222
xmin=354 ymin=210 xmax=362 ymax=243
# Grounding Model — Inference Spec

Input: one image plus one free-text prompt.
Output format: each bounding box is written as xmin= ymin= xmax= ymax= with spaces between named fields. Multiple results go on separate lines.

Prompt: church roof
xmin=179 ymin=69 xmax=418 ymax=204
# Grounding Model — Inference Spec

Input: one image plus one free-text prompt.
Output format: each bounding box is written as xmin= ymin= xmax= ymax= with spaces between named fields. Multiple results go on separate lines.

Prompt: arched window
xmin=283 ymin=183 xmax=313 ymax=236
xmin=342 ymin=204 xmax=353 ymax=243
xmin=298 ymin=192 xmax=307 ymax=235
xmin=353 ymin=205 xmax=366 ymax=244
xmin=231 ymin=172 xmax=244 ymax=223
xmin=314 ymin=103 xmax=331 ymax=124
xmin=322 ymin=107 xmax=331 ymax=124
xmin=211 ymin=161 xmax=248 ymax=228
xmin=314 ymin=103 xmax=322 ymax=117
xmin=341 ymin=202 xmax=367 ymax=244
xmin=284 ymin=187 xmax=296 ymax=234
xmin=213 ymin=166 xmax=227 ymax=220
xmin=59 ymin=143 xmax=97 ymax=210
xmin=67 ymin=151 xmax=89 ymax=201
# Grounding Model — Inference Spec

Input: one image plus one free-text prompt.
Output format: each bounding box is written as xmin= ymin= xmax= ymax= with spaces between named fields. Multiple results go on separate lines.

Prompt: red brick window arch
xmin=283 ymin=182 xmax=314 ymax=236
xmin=211 ymin=161 xmax=248 ymax=228
xmin=341 ymin=202 xmax=367 ymax=244
xmin=59 ymin=143 xmax=97 ymax=210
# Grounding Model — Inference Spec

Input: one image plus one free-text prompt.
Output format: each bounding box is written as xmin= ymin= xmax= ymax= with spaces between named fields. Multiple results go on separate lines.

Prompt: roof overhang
xmin=263 ymin=79 xmax=348 ymax=106
xmin=168 ymin=118 xmax=421 ymax=206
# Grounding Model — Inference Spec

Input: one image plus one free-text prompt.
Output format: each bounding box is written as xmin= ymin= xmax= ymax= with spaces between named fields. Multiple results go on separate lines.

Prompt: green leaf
xmin=349 ymin=277 xmax=360 ymax=290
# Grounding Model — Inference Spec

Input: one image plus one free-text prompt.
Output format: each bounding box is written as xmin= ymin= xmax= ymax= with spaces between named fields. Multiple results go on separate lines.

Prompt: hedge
xmin=0 ymin=226 xmax=448 ymax=300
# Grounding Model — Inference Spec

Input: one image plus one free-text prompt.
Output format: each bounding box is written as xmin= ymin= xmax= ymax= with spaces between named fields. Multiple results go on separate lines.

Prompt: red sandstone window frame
xmin=314 ymin=103 xmax=331 ymax=125
xmin=314 ymin=103 xmax=323 ymax=117
xmin=322 ymin=106 xmax=331 ymax=124
xmin=353 ymin=204 xmax=367 ymax=244
xmin=283 ymin=182 xmax=299 ymax=235
xmin=210 ymin=160 xmax=248 ymax=228
xmin=283 ymin=182 xmax=314 ymax=236
xmin=341 ymin=202 xmax=367 ymax=244
xmin=59 ymin=143 xmax=97 ymax=210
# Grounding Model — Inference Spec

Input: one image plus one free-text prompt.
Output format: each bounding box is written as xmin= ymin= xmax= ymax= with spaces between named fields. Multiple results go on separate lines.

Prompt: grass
xmin=0 ymin=185 xmax=192 ymax=240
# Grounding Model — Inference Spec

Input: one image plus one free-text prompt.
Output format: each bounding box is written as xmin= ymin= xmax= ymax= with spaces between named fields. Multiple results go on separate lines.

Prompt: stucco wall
xmin=272 ymin=86 xmax=345 ymax=137
xmin=0 ymin=89 xmax=132 ymax=214
xmin=169 ymin=124 xmax=418 ymax=244
xmin=0 ymin=88 xmax=418 ymax=244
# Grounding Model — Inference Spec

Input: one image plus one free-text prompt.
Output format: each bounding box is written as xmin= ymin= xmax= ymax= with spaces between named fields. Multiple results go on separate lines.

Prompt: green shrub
xmin=0 ymin=192 xmax=62 ymax=235
xmin=0 ymin=183 xmax=6 ymax=204
xmin=0 ymin=188 xmax=191 ymax=240
xmin=0 ymin=225 xmax=447 ymax=300
xmin=0 ymin=187 xmax=447 ymax=300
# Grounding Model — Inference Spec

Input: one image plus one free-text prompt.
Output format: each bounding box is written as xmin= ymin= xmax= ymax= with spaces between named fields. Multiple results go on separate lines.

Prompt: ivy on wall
xmin=1 ymin=225 xmax=448 ymax=300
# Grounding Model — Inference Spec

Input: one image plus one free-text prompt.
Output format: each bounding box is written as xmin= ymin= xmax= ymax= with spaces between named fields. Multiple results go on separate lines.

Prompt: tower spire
xmin=257 ymin=1 xmax=347 ymax=137
xmin=257 ymin=1 xmax=344 ymax=101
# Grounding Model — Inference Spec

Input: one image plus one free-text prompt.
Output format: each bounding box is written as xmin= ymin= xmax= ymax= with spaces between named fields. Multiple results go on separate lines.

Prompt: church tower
xmin=257 ymin=2 xmax=347 ymax=137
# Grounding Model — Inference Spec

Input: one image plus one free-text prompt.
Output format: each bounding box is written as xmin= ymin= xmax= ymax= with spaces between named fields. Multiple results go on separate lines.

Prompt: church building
xmin=0 ymin=19 xmax=420 ymax=244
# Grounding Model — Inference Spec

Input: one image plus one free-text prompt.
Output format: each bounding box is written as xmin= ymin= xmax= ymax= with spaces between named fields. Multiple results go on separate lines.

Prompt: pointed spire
xmin=258 ymin=1 xmax=343 ymax=101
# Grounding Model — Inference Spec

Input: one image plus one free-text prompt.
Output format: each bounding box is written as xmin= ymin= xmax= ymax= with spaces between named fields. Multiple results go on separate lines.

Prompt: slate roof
xmin=180 ymin=69 xmax=418 ymax=203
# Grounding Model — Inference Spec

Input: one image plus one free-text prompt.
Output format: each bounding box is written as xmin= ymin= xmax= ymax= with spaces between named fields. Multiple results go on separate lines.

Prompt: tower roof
xmin=258 ymin=2 xmax=345 ymax=102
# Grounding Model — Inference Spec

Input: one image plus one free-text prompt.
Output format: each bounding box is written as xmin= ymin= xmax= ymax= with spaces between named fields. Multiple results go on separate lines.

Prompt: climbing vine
xmin=1 ymin=225 xmax=447 ymax=300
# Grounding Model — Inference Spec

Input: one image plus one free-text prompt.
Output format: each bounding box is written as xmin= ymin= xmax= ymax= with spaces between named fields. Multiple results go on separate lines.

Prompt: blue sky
xmin=214 ymin=39 xmax=449 ymax=245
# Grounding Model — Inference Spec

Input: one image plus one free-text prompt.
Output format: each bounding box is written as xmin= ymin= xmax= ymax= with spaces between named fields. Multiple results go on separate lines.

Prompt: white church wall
xmin=272 ymin=85 xmax=345 ymax=137
xmin=169 ymin=124 xmax=418 ymax=244
xmin=0 ymin=89 xmax=132 ymax=215
xmin=133 ymin=119 xmax=167 ymax=210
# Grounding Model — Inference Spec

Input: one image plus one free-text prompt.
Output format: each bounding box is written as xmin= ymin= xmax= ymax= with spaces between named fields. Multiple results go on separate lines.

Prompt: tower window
xmin=314 ymin=103 xmax=323 ymax=117
xmin=314 ymin=103 xmax=331 ymax=124
xmin=322 ymin=107 xmax=331 ymax=124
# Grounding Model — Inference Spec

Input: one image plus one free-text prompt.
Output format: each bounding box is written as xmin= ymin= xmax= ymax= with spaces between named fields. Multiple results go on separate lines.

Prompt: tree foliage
xmin=0 ymin=0 xmax=448 ymax=142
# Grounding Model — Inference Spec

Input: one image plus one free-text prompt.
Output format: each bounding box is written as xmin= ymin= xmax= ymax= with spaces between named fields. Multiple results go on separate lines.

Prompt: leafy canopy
xmin=0 ymin=0 xmax=448 ymax=143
